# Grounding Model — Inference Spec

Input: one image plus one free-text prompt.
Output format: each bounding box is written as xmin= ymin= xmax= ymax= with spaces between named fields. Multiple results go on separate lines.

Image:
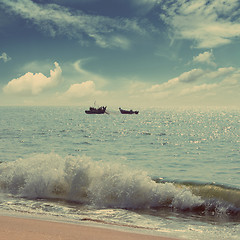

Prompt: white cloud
xmin=141 ymin=66 xmax=240 ymax=106
xmin=63 ymin=81 xmax=104 ymax=99
xmin=88 ymin=34 xmax=131 ymax=50
xmin=160 ymin=0 xmax=240 ymax=48
xmin=180 ymin=83 xmax=218 ymax=96
xmin=205 ymin=67 xmax=236 ymax=79
xmin=178 ymin=69 xmax=204 ymax=82
xmin=145 ymin=69 xmax=205 ymax=94
xmin=221 ymin=70 xmax=240 ymax=86
xmin=0 ymin=0 xmax=143 ymax=49
xmin=193 ymin=51 xmax=216 ymax=66
xmin=57 ymin=59 xmax=108 ymax=102
xmin=109 ymin=35 xmax=131 ymax=50
xmin=146 ymin=78 xmax=179 ymax=92
xmin=3 ymin=62 xmax=62 ymax=95
xmin=0 ymin=52 xmax=11 ymax=62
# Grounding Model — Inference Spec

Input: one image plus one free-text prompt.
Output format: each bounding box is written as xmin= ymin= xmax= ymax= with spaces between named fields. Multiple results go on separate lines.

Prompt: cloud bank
xmin=3 ymin=62 xmax=62 ymax=95
xmin=0 ymin=0 xmax=143 ymax=49
xmin=160 ymin=0 xmax=240 ymax=48
xmin=1 ymin=58 xmax=239 ymax=107
xmin=141 ymin=66 xmax=240 ymax=106
xmin=1 ymin=0 xmax=240 ymax=50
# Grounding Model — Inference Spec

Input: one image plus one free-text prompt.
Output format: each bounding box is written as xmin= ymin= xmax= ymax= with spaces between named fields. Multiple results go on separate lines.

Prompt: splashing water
xmin=1 ymin=153 xmax=239 ymax=219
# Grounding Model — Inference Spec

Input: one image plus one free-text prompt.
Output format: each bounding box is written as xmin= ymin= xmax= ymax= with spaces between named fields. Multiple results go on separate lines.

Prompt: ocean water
xmin=0 ymin=106 xmax=239 ymax=239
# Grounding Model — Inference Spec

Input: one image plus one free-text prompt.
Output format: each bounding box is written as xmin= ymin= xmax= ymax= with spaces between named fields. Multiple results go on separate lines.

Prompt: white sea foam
xmin=0 ymin=153 xmax=204 ymax=210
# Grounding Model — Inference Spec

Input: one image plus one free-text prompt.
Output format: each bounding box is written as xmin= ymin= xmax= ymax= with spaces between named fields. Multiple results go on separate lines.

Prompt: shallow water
xmin=0 ymin=106 xmax=239 ymax=239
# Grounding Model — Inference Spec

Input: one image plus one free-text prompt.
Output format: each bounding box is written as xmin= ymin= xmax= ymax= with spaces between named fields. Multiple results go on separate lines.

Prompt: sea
xmin=0 ymin=106 xmax=239 ymax=239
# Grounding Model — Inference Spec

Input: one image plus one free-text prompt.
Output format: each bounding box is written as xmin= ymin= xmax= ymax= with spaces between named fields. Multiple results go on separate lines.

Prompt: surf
xmin=0 ymin=153 xmax=239 ymax=220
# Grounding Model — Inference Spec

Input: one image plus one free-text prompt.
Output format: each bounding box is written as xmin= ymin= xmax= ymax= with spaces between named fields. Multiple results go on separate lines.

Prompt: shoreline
xmin=0 ymin=214 xmax=181 ymax=240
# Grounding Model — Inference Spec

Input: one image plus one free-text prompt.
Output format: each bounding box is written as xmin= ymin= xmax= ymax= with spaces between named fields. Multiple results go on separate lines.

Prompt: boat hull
xmin=85 ymin=106 xmax=107 ymax=114
xmin=119 ymin=108 xmax=139 ymax=114
xmin=85 ymin=110 xmax=106 ymax=114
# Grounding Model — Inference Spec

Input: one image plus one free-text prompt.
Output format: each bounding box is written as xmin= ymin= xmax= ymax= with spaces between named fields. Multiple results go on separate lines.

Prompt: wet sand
xmin=0 ymin=215 xmax=181 ymax=240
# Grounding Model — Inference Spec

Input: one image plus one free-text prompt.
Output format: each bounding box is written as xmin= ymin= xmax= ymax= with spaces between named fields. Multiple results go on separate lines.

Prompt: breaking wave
xmin=0 ymin=153 xmax=239 ymax=218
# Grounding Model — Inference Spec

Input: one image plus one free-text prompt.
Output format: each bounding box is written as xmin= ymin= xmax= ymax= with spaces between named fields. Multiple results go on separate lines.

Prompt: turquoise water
xmin=0 ymin=106 xmax=239 ymax=239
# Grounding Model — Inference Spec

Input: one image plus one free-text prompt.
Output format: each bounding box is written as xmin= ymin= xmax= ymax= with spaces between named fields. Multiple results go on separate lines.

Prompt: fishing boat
xmin=85 ymin=106 xmax=107 ymax=114
xmin=119 ymin=108 xmax=139 ymax=114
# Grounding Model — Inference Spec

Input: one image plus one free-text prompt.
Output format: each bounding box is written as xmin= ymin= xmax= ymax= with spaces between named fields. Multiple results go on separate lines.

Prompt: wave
xmin=0 ymin=153 xmax=239 ymax=218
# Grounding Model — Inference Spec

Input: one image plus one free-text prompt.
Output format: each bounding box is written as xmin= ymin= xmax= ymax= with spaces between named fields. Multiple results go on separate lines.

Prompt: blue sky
xmin=0 ymin=0 xmax=240 ymax=108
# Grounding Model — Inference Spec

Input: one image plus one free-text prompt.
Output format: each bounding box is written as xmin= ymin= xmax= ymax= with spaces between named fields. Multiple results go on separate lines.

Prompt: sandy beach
xmin=0 ymin=215 xmax=180 ymax=240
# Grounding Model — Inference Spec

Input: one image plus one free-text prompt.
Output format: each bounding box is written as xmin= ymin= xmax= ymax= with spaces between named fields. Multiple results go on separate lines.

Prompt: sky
xmin=0 ymin=0 xmax=240 ymax=108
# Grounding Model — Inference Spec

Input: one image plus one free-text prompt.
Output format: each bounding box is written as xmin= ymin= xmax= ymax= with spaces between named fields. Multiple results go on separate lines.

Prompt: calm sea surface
xmin=0 ymin=106 xmax=239 ymax=239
